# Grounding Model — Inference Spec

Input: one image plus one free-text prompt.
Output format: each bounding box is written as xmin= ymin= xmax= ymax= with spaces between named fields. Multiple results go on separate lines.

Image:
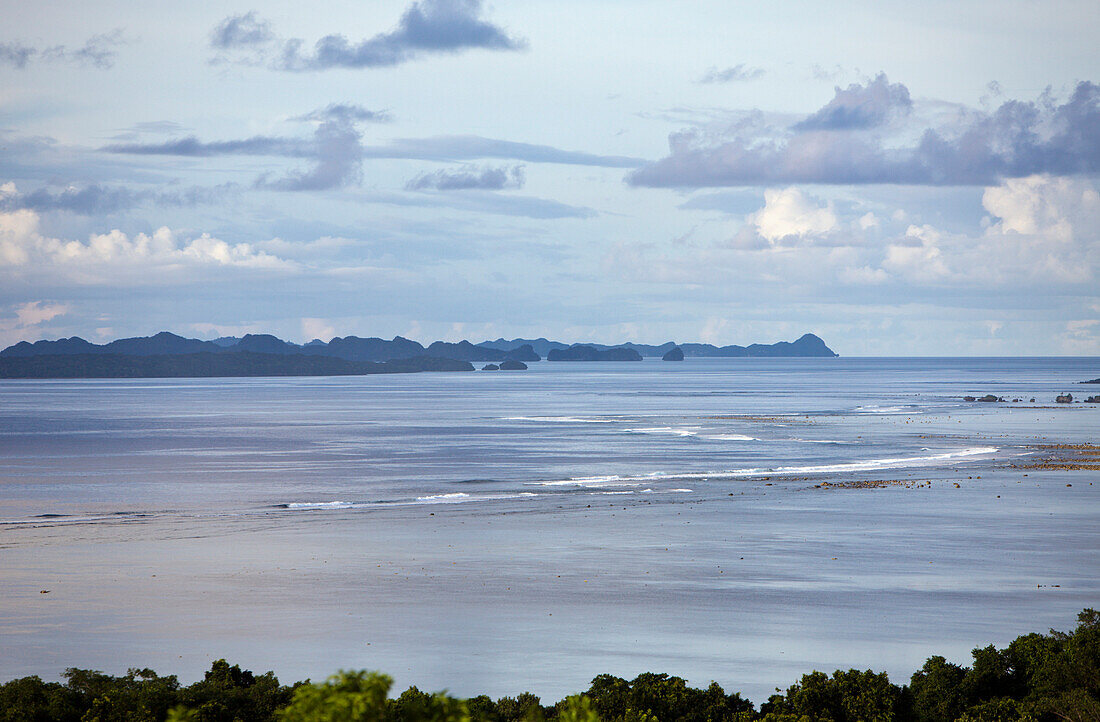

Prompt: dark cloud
xmin=213 ymin=0 xmax=524 ymax=71
xmin=628 ymin=80 xmax=1100 ymax=187
xmin=103 ymin=135 xmax=311 ymax=157
xmin=293 ymin=103 xmax=392 ymax=124
xmin=1 ymin=30 xmax=127 ymax=69
xmin=0 ymin=42 xmax=36 ymax=69
xmin=793 ymin=73 xmax=911 ymax=131
xmin=254 ymin=112 xmax=364 ymax=191
xmin=699 ymin=64 xmax=765 ymax=84
xmin=364 ymin=135 xmax=643 ymax=167
xmin=406 ymin=164 xmax=524 ymax=191
xmin=104 ymin=119 xmax=639 ymax=186
xmin=0 ymin=182 xmax=240 ymax=215
xmin=210 ymin=11 xmax=274 ymax=49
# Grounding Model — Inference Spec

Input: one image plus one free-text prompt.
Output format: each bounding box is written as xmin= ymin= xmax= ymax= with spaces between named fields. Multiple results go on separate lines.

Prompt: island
xmin=0 ymin=331 xmax=838 ymax=378
xmin=547 ymin=345 xmax=643 ymax=361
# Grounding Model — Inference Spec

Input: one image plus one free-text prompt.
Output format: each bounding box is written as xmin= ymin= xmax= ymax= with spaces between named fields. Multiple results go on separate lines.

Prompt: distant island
xmin=483 ymin=333 xmax=837 ymax=359
xmin=547 ymin=345 xmax=643 ymax=361
xmin=0 ymin=332 xmax=837 ymax=379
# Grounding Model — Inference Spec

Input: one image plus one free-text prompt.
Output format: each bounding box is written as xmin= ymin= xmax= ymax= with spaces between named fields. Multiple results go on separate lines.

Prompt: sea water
xmin=0 ymin=357 xmax=1097 ymax=703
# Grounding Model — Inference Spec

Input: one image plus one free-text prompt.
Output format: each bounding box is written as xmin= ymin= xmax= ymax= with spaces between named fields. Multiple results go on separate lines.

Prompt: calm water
xmin=1 ymin=358 xmax=1098 ymax=703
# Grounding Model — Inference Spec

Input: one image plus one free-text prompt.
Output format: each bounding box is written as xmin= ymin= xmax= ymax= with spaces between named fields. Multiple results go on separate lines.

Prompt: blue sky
xmin=1 ymin=0 xmax=1098 ymax=354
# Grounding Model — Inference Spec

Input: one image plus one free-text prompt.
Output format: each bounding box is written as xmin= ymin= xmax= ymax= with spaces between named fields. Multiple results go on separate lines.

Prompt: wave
xmin=853 ymin=405 xmax=921 ymax=415
xmin=704 ymin=434 xmax=758 ymax=441
xmin=502 ymin=416 xmax=620 ymax=423
xmin=534 ymin=447 xmax=998 ymax=486
xmin=281 ymin=501 xmax=355 ymax=509
xmin=625 ymin=427 xmax=698 ymax=437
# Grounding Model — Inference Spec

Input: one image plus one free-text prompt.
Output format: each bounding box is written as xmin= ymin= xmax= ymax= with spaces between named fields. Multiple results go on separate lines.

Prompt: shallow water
xmin=1 ymin=358 xmax=1098 ymax=703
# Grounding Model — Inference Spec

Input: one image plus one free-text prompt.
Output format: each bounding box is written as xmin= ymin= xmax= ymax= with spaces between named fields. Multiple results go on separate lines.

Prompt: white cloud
xmin=15 ymin=300 xmax=68 ymax=325
xmin=0 ymin=203 xmax=294 ymax=283
xmin=0 ymin=300 xmax=71 ymax=346
xmin=838 ymin=265 xmax=888 ymax=284
xmin=301 ymin=317 xmax=336 ymax=342
xmin=882 ymin=225 xmax=950 ymax=281
xmin=982 ymin=175 xmax=1097 ymax=240
xmin=750 ymin=187 xmax=837 ymax=243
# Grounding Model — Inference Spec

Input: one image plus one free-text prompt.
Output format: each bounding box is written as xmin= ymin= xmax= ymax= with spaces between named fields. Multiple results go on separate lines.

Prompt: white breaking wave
xmin=705 ymin=434 xmax=758 ymax=441
xmin=284 ymin=501 xmax=354 ymax=509
xmin=853 ymin=405 xmax=916 ymax=415
xmin=502 ymin=416 xmax=619 ymax=423
xmin=415 ymin=492 xmax=470 ymax=501
xmin=534 ymin=447 xmax=998 ymax=486
xmin=625 ymin=427 xmax=698 ymax=437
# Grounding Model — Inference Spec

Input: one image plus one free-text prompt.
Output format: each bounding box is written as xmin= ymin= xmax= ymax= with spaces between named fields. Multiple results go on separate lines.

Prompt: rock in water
xmin=499 ymin=360 xmax=527 ymax=370
xmin=662 ymin=346 xmax=684 ymax=361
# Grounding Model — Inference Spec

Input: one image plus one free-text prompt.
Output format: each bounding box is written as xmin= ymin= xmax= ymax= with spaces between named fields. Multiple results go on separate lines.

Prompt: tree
xmin=910 ymin=656 xmax=967 ymax=722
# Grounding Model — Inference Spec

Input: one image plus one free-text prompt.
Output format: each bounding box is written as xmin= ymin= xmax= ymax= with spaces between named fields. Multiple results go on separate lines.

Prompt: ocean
xmin=1 ymin=357 xmax=1097 ymax=704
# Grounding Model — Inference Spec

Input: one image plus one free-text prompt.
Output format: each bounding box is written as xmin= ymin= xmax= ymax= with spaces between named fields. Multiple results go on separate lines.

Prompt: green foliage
xmin=494 ymin=693 xmax=544 ymax=722
xmin=277 ymin=671 xmax=394 ymax=722
xmin=582 ymin=673 xmax=750 ymax=722
xmin=909 ymin=656 xmax=966 ymax=722
xmin=177 ymin=659 xmax=292 ymax=722
xmin=763 ymin=669 xmax=904 ymax=722
xmin=276 ymin=671 xmax=469 ymax=722
xmin=388 ymin=685 xmax=470 ymax=722
xmin=67 ymin=668 xmax=180 ymax=722
xmin=555 ymin=697 xmax=600 ymax=722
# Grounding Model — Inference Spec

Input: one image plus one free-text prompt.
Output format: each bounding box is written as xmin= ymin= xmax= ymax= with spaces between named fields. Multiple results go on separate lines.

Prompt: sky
xmin=1 ymin=0 xmax=1098 ymax=355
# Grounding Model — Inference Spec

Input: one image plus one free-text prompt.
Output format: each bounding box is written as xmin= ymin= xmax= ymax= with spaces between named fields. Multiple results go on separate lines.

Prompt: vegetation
xmin=1 ymin=609 xmax=1096 ymax=722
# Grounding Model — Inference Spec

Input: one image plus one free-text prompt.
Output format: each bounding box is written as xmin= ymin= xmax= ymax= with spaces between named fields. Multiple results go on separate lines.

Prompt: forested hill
xmin=482 ymin=333 xmax=838 ymax=358
xmin=2 ymin=331 xmax=838 ymax=363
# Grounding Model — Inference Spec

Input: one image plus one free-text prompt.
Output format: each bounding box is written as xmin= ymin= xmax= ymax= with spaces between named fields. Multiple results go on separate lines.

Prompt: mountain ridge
xmin=1 ymin=331 xmax=838 ymax=365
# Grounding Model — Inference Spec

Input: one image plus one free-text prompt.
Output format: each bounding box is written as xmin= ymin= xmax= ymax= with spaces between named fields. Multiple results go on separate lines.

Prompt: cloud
xmin=750 ymin=187 xmax=837 ymax=242
xmin=0 ymin=29 xmax=126 ymax=69
xmin=14 ymin=300 xmax=69 ymax=326
xmin=792 ymin=73 xmax=911 ymax=131
xmin=0 ymin=301 xmax=70 ymax=347
xmin=213 ymin=0 xmax=525 ymax=71
xmin=628 ymin=79 xmax=1100 ymax=187
xmin=364 ymin=135 xmax=643 ymax=167
xmin=254 ymin=112 xmax=365 ymax=191
xmin=876 ymin=175 xmax=1099 ymax=286
xmin=293 ymin=103 xmax=392 ymax=124
xmin=0 ymin=181 xmax=240 ymax=215
xmin=699 ymin=64 xmax=765 ymax=84
xmin=882 ymin=225 xmax=950 ymax=282
xmin=103 ymin=103 xmax=390 ymax=192
xmin=0 ymin=42 xmax=36 ymax=69
xmin=0 ymin=206 xmax=292 ymax=281
xmin=210 ymin=11 xmax=274 ymax=49
xmin=102 ymin=135 xmax=310 ymax=157
xmin=102 ymin=114 xmax=640 ymax=194
xmin=301 ymin=317 xmax=336 ymax=342
xmin=406 ymin=164 xmax=524 ymax=191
